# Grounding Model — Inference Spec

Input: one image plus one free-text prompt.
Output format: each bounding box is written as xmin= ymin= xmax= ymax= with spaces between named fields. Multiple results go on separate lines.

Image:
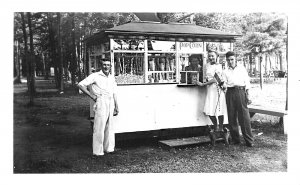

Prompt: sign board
xmin=179 ymin=42 xmax=203 ymax=52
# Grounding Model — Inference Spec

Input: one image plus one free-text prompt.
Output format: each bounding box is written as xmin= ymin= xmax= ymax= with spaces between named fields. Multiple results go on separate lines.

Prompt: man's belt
xmin=227 ymin=86 xmax=245 ymax=90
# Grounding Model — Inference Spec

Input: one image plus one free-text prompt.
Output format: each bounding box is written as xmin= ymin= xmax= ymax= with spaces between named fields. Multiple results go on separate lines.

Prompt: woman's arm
xmin=195 ymin=78 xmax=217 ymax=86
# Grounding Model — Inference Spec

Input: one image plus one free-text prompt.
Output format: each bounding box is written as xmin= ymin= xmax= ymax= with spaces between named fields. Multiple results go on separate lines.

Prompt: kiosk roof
xmin=85 ymin=21 xmax=241 ymax=44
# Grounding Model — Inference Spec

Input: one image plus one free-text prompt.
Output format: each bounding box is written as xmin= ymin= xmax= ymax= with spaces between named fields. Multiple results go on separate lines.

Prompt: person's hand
xmin=196 ymin=81 xmax=205 ymax=86
xmin=113 ymin=107 xmax=119 ymax=116
xmin=220 ymin=83 xmax=227 ymax=91
xmin=246 ymin=93 xmax=252 ymax=105
xmin=92 ymin=95 xmax=97 ymax=102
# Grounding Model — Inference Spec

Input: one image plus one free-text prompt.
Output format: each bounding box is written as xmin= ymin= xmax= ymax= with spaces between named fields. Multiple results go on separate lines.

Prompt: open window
xmin=114 ymin=53 xmax=145 ymax=84
xmin=147 ymin=53 xmax=176 ymax=83
xmin=179 ymin=54 xmax=203 ymax=84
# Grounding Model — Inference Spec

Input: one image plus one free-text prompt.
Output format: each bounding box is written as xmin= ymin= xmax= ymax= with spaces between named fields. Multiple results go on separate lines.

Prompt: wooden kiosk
xmin=83 ymin=21 xmax=240 ymax=138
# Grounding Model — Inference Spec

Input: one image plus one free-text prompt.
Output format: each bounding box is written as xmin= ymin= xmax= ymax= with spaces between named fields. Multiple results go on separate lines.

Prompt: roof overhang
xmin=84 ymin=22 xmax=241 ymax=46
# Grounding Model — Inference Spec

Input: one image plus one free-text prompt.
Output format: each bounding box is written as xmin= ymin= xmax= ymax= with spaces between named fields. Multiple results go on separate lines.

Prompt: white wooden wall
xmin=113 ymin=84 xmax=228 ymax=133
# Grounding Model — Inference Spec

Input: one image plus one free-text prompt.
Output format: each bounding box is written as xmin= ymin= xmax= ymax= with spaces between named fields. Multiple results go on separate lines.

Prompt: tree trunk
xmin=83 ymin=20 xmax=88 ymax=77
xmin=269 ymin=55 xmax=272 ymax=72
xmin=27 ymin=12 xmax=36 ymax=99
xmin=40 ymin=53 xmax=44 ymax=76
xmin=21 ymin=13 xmax=29 ymax=87
xmin=259 ymin=55 xmax=263 ymax=89
xmin=280 ymin=24 xmax=288 ymax=127
xmin=70 ymin=13 xmax=77 ymax=86
xmin=21 ymin=12 xmax=35 ymax=105
xmin=57 ymin=12 xmax=64 ymax=93
xmin=77 ymin=22 xmax=83 ymax=81
xmin=14 ymin=39 xmax=22 ymax=84
xmin=76 ymin=41 xmax=82 ymax=82
xmin=44 ymin=53 xmax=49 ymax=80
xmin=285 ymin=24 xmax=288 ymax=111
xmin=265 ymin=54 xmax=268 ymax=76
xmin=254 ymin=56 xmax=258 ymax=77
xmin=249 ymin=53 xmax=253 ymax=77
xmin=48 ymin=13 xmax=57 ymax=86
xmin=279 ymin=51 xmax=283 ymax=71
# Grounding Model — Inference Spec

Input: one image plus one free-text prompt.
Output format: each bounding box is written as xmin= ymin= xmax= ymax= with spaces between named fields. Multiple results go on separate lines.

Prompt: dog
xmin=207 ymin=125 xmax=230 ymax=146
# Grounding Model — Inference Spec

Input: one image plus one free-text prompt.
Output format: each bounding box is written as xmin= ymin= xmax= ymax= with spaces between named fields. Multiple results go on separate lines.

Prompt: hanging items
xmin=115 ymin=54 xmax=121 ymax=76
xmin=159 ymin=56 xmax=166 ymax=81
xmin=149 ymin=57 xmax=155 ymax=71
xmin=165 ymin=57 xmax=170 ymax=80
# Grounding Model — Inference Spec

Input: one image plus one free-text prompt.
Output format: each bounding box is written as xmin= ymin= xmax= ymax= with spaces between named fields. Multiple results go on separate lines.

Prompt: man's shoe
xmin=92 ymin=154 xmax=104 ymax=159
xmin=106 ymin=151 xmax=116 ymax=155
xmin=232 ymin=141 xmax=241 ymax=145
xmin=246 ymin=143 xmax=254 ymax=147
xmin=106 ymin=148 xmax=120 ymax=155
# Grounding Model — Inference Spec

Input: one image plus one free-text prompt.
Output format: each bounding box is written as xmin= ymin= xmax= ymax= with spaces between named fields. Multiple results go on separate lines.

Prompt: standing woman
xmin=196 ymin=48 xmax=227 ymax=132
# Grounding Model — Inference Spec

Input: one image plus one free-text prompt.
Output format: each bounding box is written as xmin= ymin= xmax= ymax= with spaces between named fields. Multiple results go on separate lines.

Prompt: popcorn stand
xmin=83 ymin=21 xmax=240 ymax=137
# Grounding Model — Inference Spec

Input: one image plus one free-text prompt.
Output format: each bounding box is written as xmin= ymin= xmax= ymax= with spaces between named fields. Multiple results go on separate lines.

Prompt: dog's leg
xmin=209 ymin=130 xmax=216 ymax=146
xmin=223 ymin=128 xmax=230 ymax=146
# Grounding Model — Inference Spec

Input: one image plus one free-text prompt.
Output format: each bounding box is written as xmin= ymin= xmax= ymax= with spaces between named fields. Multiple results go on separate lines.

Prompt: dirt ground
xmin=13 ymin=77 xmax=287 ymax=173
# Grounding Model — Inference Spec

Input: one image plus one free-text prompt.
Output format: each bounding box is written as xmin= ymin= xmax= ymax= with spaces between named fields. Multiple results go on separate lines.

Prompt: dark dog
xmin=207 ymin=126 xmax=230 ymax=146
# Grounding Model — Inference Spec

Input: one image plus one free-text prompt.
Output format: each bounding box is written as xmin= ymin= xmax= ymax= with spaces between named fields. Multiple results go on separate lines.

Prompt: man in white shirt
xmin=78 ymin=59 xmax=119 ymax=157
xmin=223 ymin=51 xmax=254 ymax=147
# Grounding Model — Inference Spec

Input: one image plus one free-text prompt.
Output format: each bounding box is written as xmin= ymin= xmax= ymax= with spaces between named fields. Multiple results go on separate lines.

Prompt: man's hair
xmin=225 ymin=51 xmax=235 ymax=58
xmin=101 ymin=58 xmax=110 ymax=62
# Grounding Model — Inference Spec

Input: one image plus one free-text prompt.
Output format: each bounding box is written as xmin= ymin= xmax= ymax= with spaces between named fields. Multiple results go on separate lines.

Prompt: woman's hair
xmin=207 ymin=49 xmax=219 ymax=57
xmin=189 ymin=54 xmax=202 ymax=61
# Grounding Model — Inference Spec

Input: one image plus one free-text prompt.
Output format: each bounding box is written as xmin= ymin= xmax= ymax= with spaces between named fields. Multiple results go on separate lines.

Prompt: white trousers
xmin=92 ymin=95 xmax=115 ymax=155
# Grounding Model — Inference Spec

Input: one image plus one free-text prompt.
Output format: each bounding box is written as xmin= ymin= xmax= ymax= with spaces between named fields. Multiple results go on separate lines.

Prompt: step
xmin=159 ymin=136 xmax=224 ymax=147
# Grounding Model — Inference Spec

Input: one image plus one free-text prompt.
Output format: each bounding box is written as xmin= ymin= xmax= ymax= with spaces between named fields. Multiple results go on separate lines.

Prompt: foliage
xmin=235 ymin=13 xmax=287 ymax=58
xmin=192 ymin=12 xmax=287 ymax=59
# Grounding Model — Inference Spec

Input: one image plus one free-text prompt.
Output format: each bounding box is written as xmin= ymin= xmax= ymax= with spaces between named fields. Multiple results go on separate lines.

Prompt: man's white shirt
xmin=223 ymin=64 xmax=251 ymax=90
xmin=79 ymin=70 xmax=117 ymax=97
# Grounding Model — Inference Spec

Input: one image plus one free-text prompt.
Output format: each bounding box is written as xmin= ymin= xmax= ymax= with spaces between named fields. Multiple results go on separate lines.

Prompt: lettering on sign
xmin=179 ymin=42 xmax=203 ymax=51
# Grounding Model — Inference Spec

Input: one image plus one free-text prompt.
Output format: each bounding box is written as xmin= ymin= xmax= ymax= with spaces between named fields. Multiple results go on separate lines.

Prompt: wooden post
xmin=249 ymin=54 xmax=253 ymax=77
xmin=260 ymin=54 xmax=263 ymax=89
xmin=229 ymin=42 xmax=233 ymax=51
xmin=83 ymin=42 xmax=87 ymax=76
xmin=203 ymin=41 xmax=207 ymax=83
xmin=88 ymin=47 xmax=92 ymax=75
xmin=110 ymin=38 xmax=115 ymax=76
xmin=144 ymin=39 xmax=148 ymax=83
xmin=175 ymin=41 xmax=180 ymax=82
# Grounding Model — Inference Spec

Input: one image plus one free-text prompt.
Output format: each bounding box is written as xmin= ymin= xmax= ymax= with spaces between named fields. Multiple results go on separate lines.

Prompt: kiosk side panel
xmin=113 ymin=84 xmax=214 ymax=133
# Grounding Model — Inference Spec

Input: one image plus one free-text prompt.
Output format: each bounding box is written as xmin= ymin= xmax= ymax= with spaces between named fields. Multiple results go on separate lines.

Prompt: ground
xmin=13 ymin=77 xmax=287 ymax=173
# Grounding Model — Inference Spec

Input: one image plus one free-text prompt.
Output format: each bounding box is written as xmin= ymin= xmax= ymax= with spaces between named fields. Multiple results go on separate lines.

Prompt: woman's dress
xmin=203 ymin=63 xmax=227 ymax=116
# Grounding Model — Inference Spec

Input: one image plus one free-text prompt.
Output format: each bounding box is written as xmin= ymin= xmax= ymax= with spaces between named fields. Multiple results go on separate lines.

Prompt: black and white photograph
xmin=2 ymin=0 xmax=300 ymax=184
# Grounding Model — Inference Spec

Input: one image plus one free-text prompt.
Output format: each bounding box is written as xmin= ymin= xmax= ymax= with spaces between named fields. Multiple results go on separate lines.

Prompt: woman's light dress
xmin=203 ymin=63 xmax=227 ymax=117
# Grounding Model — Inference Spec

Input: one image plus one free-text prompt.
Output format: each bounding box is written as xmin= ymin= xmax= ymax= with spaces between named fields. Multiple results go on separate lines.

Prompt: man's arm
xmin=112 ymin=80 xmax=119 ymax=116
xmin=113 ymin=93 xmax=119 ymax=116
xmin=78 ymin=83 xmax=97 ymax=102
xmin=243 ymin=67 xmax=251 ymax=104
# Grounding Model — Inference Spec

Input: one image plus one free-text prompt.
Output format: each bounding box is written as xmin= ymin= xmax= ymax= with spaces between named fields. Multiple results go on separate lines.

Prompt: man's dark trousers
xmin=226 ymin=87 xmax=254 ymax=145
